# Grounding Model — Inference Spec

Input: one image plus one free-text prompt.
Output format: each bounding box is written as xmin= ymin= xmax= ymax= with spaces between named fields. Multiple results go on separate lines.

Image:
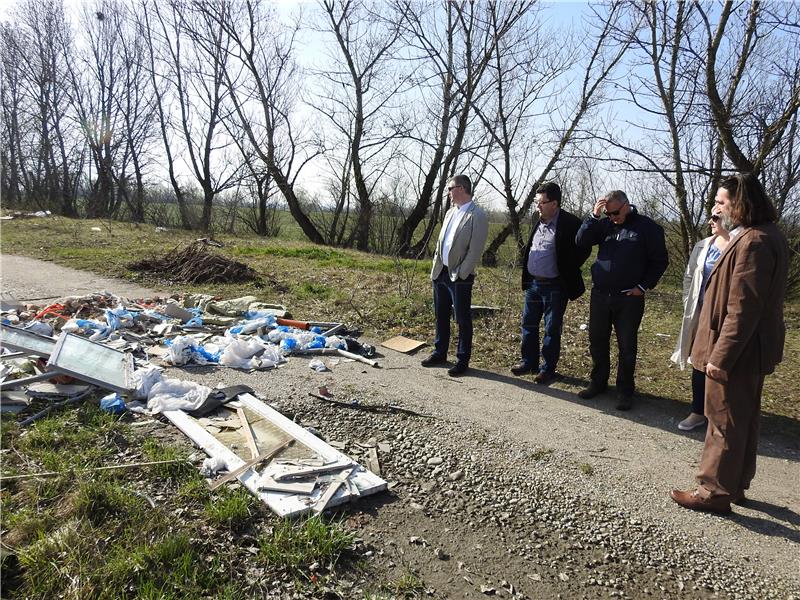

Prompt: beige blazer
xmin=430 ymin=202 xmax=489 ymax=281
xmin=690 ymin=223 xmax=789 ymax=376
xmin=671 ymin=236 xmax=712 ymax=369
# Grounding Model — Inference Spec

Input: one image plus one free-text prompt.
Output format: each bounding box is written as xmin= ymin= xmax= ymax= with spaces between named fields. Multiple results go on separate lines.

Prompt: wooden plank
xmin=209 ymin=438 xmax=292 ymax=491
xmin=257 ymin=475 xmax=317 ymax=495
xmin=312 ymin=468 xmax=354 ymax=514
xmin=273 ymin=461 xmax=353 ymax=482
xmin=381 ymin=335 xmax=426 ymax=354
xmin=366 ymin=447 xmax=381 ymax=476
xmin=237 ymin=407 xmax=259 ymax=459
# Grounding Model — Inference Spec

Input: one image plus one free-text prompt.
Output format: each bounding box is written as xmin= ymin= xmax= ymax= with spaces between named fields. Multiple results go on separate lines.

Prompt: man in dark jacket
xmin=575 ymin=190 xmax=668 ymax=409
xmin=511 ymin=182 xmax=590 ymax=384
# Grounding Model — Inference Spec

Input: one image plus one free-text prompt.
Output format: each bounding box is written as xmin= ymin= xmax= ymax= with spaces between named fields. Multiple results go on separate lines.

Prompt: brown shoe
xmin=534 ymin=371 xmax=557 ymax=385
xmin=670 ymin=489 xmax=732 ymax=515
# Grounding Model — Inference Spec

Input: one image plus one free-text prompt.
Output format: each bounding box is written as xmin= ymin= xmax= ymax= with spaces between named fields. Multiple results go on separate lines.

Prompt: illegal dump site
xmin=1 ymin=229 xmax=800 ymax=600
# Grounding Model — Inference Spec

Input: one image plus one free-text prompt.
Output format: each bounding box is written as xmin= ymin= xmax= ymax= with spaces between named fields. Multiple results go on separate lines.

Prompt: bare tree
xmin=472 ymin=1 xmax=573 ymax=257
xmin=482 ymin=1 xmax=635 ymax=266
xmin=390 ymin=1 xmax=533 ymax=258
xmin=1 ymin=0 xmax=81 ymax=216
xmin=313 ymin=0 xmax=409 ymax=251
xmin=197 ymin=0 xmax=325 ymax=243
xmin=697 ymin=1 xmax=800 ymax=177
xmin=144 ymin=0 xmax=241 ymax=233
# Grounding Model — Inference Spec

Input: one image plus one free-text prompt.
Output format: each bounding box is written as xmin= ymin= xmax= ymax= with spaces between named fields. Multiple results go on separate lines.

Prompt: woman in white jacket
xmin=670 ymin=209 xmax=730 ymax=431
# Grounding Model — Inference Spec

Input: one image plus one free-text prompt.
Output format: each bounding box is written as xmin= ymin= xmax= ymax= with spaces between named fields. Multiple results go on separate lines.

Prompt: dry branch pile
xmin=128 ymin=241 xmax=262 ymax=285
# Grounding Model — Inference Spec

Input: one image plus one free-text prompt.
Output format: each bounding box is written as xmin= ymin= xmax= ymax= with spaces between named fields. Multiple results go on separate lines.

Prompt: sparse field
xmin=2 ymin=215 xmax=797 ymax=420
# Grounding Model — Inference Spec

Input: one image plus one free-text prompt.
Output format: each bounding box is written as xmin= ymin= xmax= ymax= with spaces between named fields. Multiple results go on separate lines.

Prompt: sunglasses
xmin=710 ymin=214 xmax=721 ymax=222
xmin=447 ymin=185 xmax=461 ymax=191
xmin=604 ymin=209 xmax=623 ymax=216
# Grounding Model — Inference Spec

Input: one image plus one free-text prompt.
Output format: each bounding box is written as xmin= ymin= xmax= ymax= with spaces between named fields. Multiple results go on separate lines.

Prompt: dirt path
xmin=2 ymin=253 xmax=798 ymax=598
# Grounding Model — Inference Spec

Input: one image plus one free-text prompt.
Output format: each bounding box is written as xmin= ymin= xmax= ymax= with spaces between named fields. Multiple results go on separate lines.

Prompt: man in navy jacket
xmin=575 ymin=190 xmax=668 ymax=409
xmin=512 ymin=182 xmax=590 ymax=383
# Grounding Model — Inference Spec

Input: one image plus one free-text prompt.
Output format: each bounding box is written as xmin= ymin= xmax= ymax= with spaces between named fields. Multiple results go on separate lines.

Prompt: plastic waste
xmin=308 ymin=358 xmax=328 ymax=372
xmin=219 ymin=338 xmax=282 ymax=370
xmin=200 ymin=456 xmax=227 ymax=477
xmin=147 ymin=378 xmax=212 ymax=414
xmin=164 ymin=335 xmax=220 ymax=366
xmin=132 ymin=365 xmax=164 ymax=400
xmin=100 ymin=393 xmax=127 ymax=415
xmin=23 ymin=320 xmax=53 ymax=337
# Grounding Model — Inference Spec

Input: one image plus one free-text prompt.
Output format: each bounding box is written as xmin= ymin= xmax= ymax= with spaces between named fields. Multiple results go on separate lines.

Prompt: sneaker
xmin=578 ymin=384 xmax=606 ymax=399
xmin=421 ymin=354 xmax=447 ymax=367
xmin=448 ymin=363 xmax=468 ymax=377
xmin=511 ymin=363 xmax=534 ymax=376
xmin=678 ymin=413 xmax=707 ymax=431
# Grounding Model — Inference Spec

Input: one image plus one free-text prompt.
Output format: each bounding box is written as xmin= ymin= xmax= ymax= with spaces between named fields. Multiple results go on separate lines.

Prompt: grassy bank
xmin=1 ymin=215 xmax=797 ymax=421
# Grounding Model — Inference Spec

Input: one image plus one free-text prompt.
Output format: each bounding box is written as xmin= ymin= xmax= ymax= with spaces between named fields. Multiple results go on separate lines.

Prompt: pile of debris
xmin=127 ymin=240 xmax=263 ymax=285
xmin=0 ymin=289 xmax=386 ymax=517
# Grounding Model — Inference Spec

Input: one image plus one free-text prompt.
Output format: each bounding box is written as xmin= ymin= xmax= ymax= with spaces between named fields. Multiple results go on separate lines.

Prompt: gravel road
xmin=2 ymin=253 xmax=798 ymax=599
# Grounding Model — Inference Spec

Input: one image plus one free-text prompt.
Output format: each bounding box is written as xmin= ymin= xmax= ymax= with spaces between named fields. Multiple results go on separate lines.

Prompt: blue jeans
xmin=520 ymin=281 xmax=567 ymax=374
xmin=432 ymin=269 xmax=474 ymax=366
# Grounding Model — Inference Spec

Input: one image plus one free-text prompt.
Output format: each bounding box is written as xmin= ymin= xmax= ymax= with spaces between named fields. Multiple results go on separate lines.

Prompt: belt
xmin=531 ymin=276 xmax=560 ymax=283
xmin=592 ymin=288 xmax=633 ymax=296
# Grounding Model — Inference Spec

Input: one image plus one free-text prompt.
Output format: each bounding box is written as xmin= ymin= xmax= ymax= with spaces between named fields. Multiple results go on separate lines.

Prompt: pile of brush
xmin=128 ymin=240 xmax=262 ymax=285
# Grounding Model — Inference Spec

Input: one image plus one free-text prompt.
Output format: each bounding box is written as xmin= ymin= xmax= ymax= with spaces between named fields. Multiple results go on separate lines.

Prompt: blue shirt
xmin=698 ymin=244 xmax=722 ymax=308
xmin=527 ymin=210 xmax=560 ymax=278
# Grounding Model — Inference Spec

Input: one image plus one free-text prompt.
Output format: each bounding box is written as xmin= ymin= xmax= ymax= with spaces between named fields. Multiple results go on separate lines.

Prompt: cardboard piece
xmin=381 ymin=335 xmax=426 ymax=354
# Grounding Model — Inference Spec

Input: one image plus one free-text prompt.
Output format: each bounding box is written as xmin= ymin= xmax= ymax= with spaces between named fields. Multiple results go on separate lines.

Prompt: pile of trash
xmin=1 ymin=289 xmax=386 ymax=516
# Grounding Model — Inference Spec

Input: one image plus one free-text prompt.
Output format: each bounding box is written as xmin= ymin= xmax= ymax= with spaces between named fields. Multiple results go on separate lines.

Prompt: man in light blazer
xmin=421 ymin=174 xmax=489 ymax=376
xmin=671 ymin=173 xmax=789 ymax=515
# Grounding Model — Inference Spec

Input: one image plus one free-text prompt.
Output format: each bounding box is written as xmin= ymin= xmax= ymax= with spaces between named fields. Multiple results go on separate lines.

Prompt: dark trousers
xmin=432 ymin=269 xmax=474 ymax=366
xmin=697 ymin=367 xmax=764 ymax=498
xmin=520 ymin=281 xmax=567 ymax=374
xmin=588 ymin=290 xmax=645 ymax=396
xmin=691 ymin=367 xmax=706 ymax=414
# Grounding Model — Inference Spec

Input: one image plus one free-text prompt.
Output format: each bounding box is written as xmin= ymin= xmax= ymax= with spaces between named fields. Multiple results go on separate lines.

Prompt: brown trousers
xmin=696 ymin=366 xmax=764 ymax=498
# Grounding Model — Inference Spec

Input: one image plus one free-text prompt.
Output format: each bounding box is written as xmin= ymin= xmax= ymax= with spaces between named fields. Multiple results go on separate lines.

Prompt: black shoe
xmin=616 ymin=393 xmax=633 ymax=411
xmin=578 ymin=384 xmax=606 ymax=399
xmin=421 ymin=354 xmax=447 ymax=367
xmin=448 ymin=363 xmax=468 ymax=377
xmin=534 ymin=371 xmax=557 ymax=385
xmin=511 ymin=363 xmax=534 ymax=376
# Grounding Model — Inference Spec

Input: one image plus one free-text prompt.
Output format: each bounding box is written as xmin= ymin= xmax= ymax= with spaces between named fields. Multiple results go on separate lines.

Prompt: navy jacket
xmin=521 ymin=208 xmax=591 ymax=300
xmin=575 ymin=207 xmax=668 ymax=293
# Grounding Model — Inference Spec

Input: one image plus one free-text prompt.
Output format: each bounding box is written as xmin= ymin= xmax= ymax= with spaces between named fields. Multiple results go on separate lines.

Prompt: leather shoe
xmin=670 ymin=489 xmax=732 ymax=515
xmin=616 ymin=393 xmax=633 ymax=411
xmin=421 ymin=354 xmax=446 ymax=367
xmin=534 ymin=371 xmax=557 ymax=385
xmin=448 ymin=363 xmax=468 ymax=377
xmin=731 ymin=491 xmax=747 ymax=506
xmin=511 ymin=363 xmax=533 ymax=376
xmin=578 ymin=384 xmax=606 ymax=399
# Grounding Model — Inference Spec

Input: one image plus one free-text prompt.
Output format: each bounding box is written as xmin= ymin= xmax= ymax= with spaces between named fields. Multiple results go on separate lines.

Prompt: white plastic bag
xmin=147 ymin=377 xmax=212 ymax=414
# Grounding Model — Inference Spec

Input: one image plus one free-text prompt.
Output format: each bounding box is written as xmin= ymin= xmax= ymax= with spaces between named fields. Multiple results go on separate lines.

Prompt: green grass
xmin=579 ymin=463 xmax=594 ymax=476
xmin=388 ymin=568 xmax=426 ymax=597
xmin=259 ymin=515 xmax=355 ymax=574
xmin=204 ymin=488 xmax=257 ymax=530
